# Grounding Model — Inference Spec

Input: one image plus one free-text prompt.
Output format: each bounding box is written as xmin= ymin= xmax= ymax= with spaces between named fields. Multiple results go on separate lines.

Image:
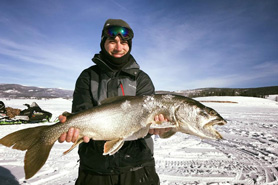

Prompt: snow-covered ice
xmin=0 ymin=96 xmax=277 ymax=185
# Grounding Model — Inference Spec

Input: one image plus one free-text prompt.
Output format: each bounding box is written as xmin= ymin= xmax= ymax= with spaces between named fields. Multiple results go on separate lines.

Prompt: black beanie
xmin=100 ymin=19 xmax=133 ymax=51
xmin=99 ymin=19 xmax=134 ymax=70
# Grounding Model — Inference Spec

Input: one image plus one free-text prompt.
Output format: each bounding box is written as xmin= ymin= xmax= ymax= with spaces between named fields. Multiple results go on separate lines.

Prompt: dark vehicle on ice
xmin=0 ymin=101 xmax=52 ymax=124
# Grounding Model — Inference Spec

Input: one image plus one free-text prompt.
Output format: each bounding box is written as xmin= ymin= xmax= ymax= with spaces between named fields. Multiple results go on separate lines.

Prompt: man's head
xmin=100 ymin=19 xmax=134 ymax=57
xmin=99 ymin=19 xmax=134 ymax=69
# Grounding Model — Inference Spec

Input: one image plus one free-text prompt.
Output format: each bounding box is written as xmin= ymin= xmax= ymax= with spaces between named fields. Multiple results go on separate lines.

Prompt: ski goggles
xmin=103 ymin=26 xmax=134 ymax=40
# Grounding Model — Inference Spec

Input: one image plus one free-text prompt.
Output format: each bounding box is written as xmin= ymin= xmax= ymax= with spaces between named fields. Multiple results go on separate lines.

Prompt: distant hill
xmin=156 ymin=86 xmax=278 ymax=100
xmin=1 ymin=84 xmax=278 ymax=100
xmin=0 ymin=84 xmax=73 ymax=99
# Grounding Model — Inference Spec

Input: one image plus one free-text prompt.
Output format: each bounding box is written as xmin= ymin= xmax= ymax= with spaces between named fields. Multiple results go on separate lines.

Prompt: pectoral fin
xmin=63 ymin=137 xmax=84 ymax=155
xmin=159 ymin=129 xmax=177 ymax=139
xmin=103 ymin=138 xmax=124 ymax=155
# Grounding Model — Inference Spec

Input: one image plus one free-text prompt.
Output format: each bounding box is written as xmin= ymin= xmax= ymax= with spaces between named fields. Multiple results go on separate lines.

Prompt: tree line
xmin=187 ymin=86 xmax=278 ymax=99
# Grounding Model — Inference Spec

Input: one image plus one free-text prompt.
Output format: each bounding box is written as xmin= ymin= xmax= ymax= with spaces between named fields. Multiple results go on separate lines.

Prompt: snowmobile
xmin=0 ymin=101 xmax=5 ymax=114
xmin=15 ymin=102 xmax=52 ymax=123
xmin=0 ymin=101 xmax=52 ymax=125
xmin=0 ymin=101 xmax=11 ymax=124
xmin=1 ymin=101 xmax=20 ymax=124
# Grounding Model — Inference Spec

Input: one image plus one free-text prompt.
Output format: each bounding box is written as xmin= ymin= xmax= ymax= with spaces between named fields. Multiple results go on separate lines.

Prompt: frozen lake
xmin=0 ymin=96 xmax=277 ymax=185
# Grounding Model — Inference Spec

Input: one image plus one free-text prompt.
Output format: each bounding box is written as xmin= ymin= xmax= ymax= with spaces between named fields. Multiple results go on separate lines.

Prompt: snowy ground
xmin=0 ymin=96 xmax=277 ymax=185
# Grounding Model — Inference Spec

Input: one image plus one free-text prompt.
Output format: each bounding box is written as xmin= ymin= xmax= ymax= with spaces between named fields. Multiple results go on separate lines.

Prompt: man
xmin=58 ymin=19 xmax=170 ymax=185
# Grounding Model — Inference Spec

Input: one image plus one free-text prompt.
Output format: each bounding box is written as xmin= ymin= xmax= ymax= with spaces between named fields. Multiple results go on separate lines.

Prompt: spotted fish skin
xmin=0 ymin=94 xmax=226 ymax=179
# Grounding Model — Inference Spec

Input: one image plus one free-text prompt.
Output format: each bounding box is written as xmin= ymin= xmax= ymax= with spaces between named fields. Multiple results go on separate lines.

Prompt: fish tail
xmin=0 ymin=125 xmax=55 ymax=179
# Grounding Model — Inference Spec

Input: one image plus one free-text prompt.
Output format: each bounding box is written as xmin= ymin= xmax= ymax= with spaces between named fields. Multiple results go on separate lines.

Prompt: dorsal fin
xmin=62 ymin=111 xmax=74 ymax=117
xmin=100 ymin=96 xmax=133 ymax=105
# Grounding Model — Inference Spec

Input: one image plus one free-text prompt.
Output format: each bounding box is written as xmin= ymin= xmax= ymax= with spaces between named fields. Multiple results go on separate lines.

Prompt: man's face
xmin=104 ymin=36 xmax=130 ymax=58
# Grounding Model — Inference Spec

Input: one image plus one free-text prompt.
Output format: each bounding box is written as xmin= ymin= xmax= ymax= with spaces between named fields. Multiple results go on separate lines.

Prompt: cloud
xmin=132 ymin=14 xmax=226 ymax=91
xmin=1 ymin=1 xmax=277 ymax=90
xmin=253 ymin=61 xmax=278 ymax=71
xmin=109 ymin=0 xmax=128 ymax=11
xmin=187 ymin=60 xmax=278 ymax=89
xmin=250 ymin=61 xmax=278 ymax=80
xmin=0 ymin=37 xmax=91 ymax=71
xmin=0 ymin=18 xmax=93 ymax=89
xmin=131 ymin=3 xmax=278 ymax=91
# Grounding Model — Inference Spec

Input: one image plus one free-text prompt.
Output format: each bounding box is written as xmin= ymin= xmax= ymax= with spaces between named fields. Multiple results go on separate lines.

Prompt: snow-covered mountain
xmin=1 ymin=83 xmax=278 ymax=100
xmin=0 ymin=84 xmax=73 ymax=99
xmin=157 ymin=86 xmax=278 ymax=100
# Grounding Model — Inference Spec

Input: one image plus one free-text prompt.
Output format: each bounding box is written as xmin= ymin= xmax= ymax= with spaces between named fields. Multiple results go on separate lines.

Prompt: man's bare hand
xmin=58 ymin=115 xmax=90 ymax=143
xmin=149 ymin=114 xmax=172 ymax=135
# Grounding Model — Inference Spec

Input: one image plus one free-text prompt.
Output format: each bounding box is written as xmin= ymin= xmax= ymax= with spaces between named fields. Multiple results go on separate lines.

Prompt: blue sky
xmin=0 ymin=0 xmax=277 ymax=91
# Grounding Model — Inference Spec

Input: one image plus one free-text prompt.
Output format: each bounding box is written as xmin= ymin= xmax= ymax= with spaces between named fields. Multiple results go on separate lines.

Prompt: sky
xmin=0 ymin=0 xmax=277 ymax=91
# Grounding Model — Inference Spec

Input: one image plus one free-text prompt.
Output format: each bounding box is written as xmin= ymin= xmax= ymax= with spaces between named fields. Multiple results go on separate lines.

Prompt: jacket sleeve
xmin=136 ymin=70 xmax=155 ymax=96
xmin=72 ymin=69 xmax=94 ymax=113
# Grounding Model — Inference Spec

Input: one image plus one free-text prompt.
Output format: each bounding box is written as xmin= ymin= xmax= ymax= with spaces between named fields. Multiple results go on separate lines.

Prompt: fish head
xmin=175 ymin=100 xmax=226 ymax=139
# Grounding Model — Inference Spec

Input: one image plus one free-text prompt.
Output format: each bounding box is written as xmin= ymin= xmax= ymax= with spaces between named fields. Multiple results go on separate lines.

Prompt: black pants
xmin=75 ymin=166 xmax=160 ymax=185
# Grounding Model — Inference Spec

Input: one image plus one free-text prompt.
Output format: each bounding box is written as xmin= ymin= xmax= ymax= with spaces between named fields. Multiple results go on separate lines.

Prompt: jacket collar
xmin=92 ymin=54 xmax=140 ymax=78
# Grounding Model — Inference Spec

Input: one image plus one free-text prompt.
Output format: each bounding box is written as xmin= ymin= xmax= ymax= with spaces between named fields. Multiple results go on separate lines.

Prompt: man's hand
xmin=58 ymin=115 xmax=90 ymax=143
xmin=148 ymin=114 xmax=172 ymax=135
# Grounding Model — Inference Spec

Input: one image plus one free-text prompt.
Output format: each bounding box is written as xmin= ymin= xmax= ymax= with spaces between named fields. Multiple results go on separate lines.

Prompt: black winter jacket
xmin=72 ymin=54 xmax=155 ymax=174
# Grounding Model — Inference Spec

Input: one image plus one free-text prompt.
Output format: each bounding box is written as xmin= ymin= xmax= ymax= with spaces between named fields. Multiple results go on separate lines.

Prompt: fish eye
xmin=209 ymin=110 xmax=217 ymax=116
xmin=199 ymin=110 xmax=208 ymax=117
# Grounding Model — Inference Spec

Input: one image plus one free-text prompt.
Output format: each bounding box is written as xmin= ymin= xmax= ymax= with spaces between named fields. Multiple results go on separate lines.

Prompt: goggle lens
xmin=105 ymin=26 xmax=133 ymax=40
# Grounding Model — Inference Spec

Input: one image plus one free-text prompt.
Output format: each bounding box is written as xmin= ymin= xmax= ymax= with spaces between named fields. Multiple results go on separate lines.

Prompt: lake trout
xmin=0 ymin=94 xmax=226 ymax=179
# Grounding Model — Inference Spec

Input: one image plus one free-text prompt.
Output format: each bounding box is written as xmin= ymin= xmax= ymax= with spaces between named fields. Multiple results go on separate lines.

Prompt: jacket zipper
xmin=119 ymin=81 xmax=125 ymax=96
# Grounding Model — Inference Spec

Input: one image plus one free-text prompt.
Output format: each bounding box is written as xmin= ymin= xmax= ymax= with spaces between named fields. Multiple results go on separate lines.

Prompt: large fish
xmin=0 ymin=94 xmax=226 ymax=179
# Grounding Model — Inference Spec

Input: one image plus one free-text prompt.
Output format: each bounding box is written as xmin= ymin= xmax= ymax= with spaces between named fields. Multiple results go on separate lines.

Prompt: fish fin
xmin=0 ymin=126 xmax=49 ymax=150
xmin=25 ymin=141 xmax=54 ymax=179
xmin=103 ymin=138 xmax=124 ymax=155
xmin=100 ymin=96 xmax=134 ymax=105
xmin=62 ymin=111 xmax=75 ymax=118
xmin=159 ymin=129 xmax=177 ymax=139
xmin=63 ymin=137 xmax=84 ymax=155
xmin=62 ymin=111 xmax=71 ymax=116
xmin=0 ymin=125 xmax=55 ymax=179
xmin=215 ymin=130 xmax=223 ymax=139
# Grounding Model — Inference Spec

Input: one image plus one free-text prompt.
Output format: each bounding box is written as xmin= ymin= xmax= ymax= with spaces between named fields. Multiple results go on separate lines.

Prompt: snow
xmin=4 ymin=90 xmax=21 ymax=94
xmin=0 ymin=96 xmax=278 ymax=185
xmin=266 ymin=94 xmax=278 ymax=102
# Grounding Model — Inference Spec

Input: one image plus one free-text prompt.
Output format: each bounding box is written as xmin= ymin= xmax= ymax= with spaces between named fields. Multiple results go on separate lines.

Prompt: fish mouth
xmin=203 ymin=119 xmax=227 ymax=139
xmin=205 ymin=119 xmax=227 ymax=127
